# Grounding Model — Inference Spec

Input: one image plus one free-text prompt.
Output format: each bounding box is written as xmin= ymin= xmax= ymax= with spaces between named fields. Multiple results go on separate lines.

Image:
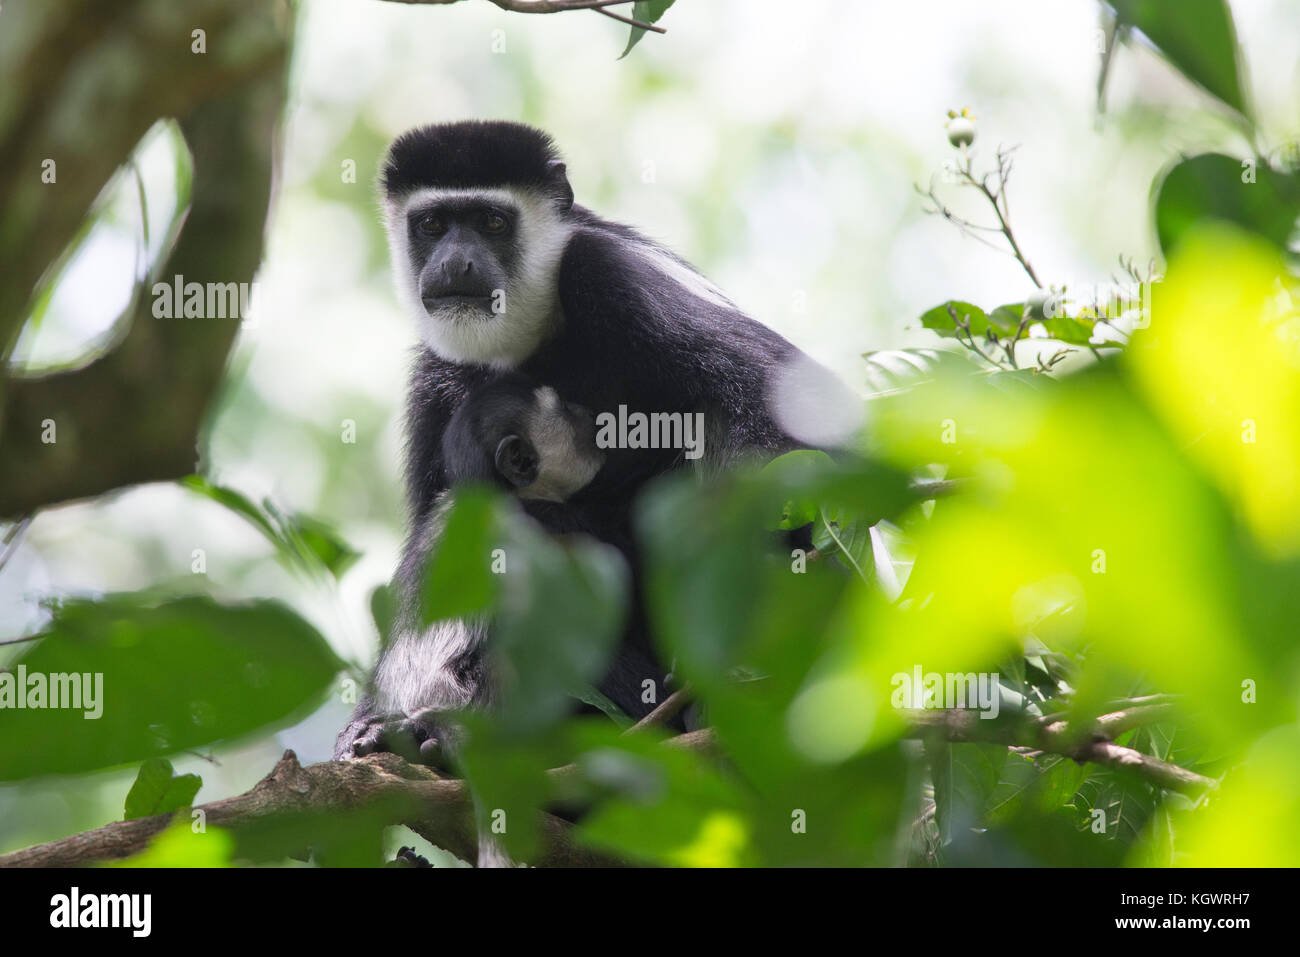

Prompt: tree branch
xmin=908 ymin=704 xmax=1215 ymax=795
xmin=0 ymin=705 xmax=1206 ymax=868
xmin=0 ymin=730 xmax=720 ymax=868
xmin=626 ymin=683 xmax=693 ymax=732
xmin=0 ymin=0 xmax=293 ymax=518
xmin=377 ymin=0 xmax=668 ymax=33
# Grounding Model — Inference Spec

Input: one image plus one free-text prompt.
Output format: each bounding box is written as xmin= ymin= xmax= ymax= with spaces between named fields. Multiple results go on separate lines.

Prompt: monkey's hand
xmin=333 ymin=706 xmax=453 ymax=770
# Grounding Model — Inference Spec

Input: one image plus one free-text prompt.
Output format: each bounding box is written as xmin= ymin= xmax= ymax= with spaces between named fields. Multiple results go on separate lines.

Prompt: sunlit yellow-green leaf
xmin=107 ymin=819 xmax=233 ymax=868
xmin=1172 ymin=724 xmax=1300 ymax=866
xmin=852 ymin=365 xmax=1269 ymax=754
xmin=1127 ymin=225 xmax=1300 ymax=557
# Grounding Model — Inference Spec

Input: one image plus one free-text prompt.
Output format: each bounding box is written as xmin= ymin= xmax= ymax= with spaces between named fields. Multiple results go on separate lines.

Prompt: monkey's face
xmin=386 ymin=187 xmax=573 ymax=368
xmin=408 ymin=198 xmax=513 ymax=318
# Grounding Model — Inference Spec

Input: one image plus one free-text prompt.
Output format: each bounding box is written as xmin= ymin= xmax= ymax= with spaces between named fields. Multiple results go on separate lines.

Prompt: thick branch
xmin=0 ymin=749 xmax=610 ymax=868
xmin=0 ymin=0 xmax=292 ymax=518
xmin=0 ymin=731 xmax=720 ymax=868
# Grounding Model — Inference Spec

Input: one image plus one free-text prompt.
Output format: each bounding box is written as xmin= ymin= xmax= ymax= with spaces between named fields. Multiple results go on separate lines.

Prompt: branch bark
xmin=0 ymin=731 xmax=720 ymax=869
xmin=0 ymin=0 xmax=292 ymax=518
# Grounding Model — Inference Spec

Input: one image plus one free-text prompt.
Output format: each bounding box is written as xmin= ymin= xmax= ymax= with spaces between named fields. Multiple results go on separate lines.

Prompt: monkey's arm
xmin=403 ymin=353 xmax=496 ymax=521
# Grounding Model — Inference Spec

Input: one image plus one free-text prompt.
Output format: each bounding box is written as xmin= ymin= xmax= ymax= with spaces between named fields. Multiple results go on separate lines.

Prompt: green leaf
xmin=124 ymin=757 xmax=202 ymax=820
xmin=929 ymin=739 xmax=954 ymax=845
xmin=419 ymin=486 xmax=503 ymax=627
xmin=108 ymin=819 xmax=233 ymax=867
xmin=1109 ymin=0 xmax=1249 ymax=120
xmin=571 ymin=685 xmax=634 ymax=729
xmin=620 ymin=0 xmax=676 ymax=58
xmin=1153 ymin=153 xmax=1300 ymax=256
xmin=571 ymin=722 xmax=757 ymax=866
xmin=759 ymin=450 xmax=835 ymax=530
xmin=989 ymin=303 xmax=1027 ymax=334
xmin=489 ymin=511 xmax=629 ymax=734
xmin=0 ymin=595 xmax=342 ymax=781
xmin=920 ymin=300 xmax=986 ymax=338
xmin=268 ymin=506 xmax=360 ymax=578
xmin=180 ymin=476 xmax=359 ymax=579
xmin=1040 ymin=313 xmax=1097 ymax=345
xmin=921 ymin=300 xmax=1024 ymax=340
xmin=181 ymin=475 xmax=280 ymax=545
xmin=370 ymin=582 xmax=398 ymax=648
xmin=812 ymin=506 xmax=875 ymax=583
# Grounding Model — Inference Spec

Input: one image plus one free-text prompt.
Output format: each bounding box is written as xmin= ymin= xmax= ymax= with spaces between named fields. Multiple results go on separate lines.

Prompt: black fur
xmin=382 ymin=120 xmax=571 ymax=205
xmin=440 ymin=372 xmax=544 ymax=488
xmin=403 ymin=214 xmax=803 ymax=518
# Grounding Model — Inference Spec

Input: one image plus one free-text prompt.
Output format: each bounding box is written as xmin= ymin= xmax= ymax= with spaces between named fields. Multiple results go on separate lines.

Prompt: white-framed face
xmin=385 ymin=186 xmax=574 ymax=368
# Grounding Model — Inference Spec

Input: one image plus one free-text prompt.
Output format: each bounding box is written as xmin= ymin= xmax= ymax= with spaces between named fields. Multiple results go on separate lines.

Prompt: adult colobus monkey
xmin=336 ymin=120 xmax=850 ymax=763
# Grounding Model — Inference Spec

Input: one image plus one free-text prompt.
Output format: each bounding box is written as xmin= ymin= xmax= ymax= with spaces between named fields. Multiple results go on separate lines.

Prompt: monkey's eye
xmin=416 ymin=214 xmax=447 ymax=238
xmin=482 ymin=211 xmax=509 ymax=235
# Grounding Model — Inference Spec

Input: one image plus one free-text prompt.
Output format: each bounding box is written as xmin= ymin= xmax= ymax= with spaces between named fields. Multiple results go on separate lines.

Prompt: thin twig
xmin=0 ymin=516 xmax=32 ymax=576
xmin=378 ymin=0 xmax=666 ymax=32
xmin=627 ymin=684 xmax=693 ymax=732
xmin=595 ymin=6 xmax=666 ymax=32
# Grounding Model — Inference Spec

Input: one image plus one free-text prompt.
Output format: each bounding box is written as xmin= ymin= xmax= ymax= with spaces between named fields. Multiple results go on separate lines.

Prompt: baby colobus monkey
xmin=441 ymin=372 xmax=604 ymax=501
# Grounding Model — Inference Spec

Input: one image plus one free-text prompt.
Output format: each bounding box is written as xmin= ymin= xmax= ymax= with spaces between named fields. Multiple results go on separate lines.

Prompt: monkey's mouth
xmin=422 ymin=294 xmax=496 ymax=316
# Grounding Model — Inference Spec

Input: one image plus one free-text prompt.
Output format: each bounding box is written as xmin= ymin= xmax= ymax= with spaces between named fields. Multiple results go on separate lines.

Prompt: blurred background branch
xmin=0 ymin=0 xmax=292 ymax=518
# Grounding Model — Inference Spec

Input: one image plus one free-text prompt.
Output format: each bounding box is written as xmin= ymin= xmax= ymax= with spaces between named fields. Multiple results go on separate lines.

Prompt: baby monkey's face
xmin=496 ymin=385 xmax=603 ymax=502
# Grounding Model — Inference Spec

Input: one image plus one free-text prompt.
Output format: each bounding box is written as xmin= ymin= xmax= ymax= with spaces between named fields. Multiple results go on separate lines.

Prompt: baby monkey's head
xmin=442 ymin=373 xmax=603 ymax=502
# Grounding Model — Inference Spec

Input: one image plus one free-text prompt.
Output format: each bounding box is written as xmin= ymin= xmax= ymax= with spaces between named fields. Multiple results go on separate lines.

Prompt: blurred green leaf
xmin=1110 ymin=0 xmax=1249 ymax=119
xmin=0 ymin=595 xmax=342 ymax=781
xmin=267 ymin=505 xmax=360 ymax=578
xmin=489 ymin=506 xmax=629 ymax=734
xmin=566 ymin=720 xmax=757 ymax=866
xmin=232 ymin=800 xmax=411 ymax=867
xmin=180 ymin=476 xmax=359 ymax=579
xmin=1130 ymin=225 xmax=1300 ymax=556
xmin=454 ymin=507 xmax=629 ymax=859
xmin=370 ymin=582 xmax=397 ymax=648
xmin=109 ymin=819 xmax=233 ymax=868
xmin=1153 ymin=153 xmax=1300 ymax=256
xmin=760 ymin=449 xmax=834 ymax=530
xmin=419 ymin=485 xmax=502 ymax=627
